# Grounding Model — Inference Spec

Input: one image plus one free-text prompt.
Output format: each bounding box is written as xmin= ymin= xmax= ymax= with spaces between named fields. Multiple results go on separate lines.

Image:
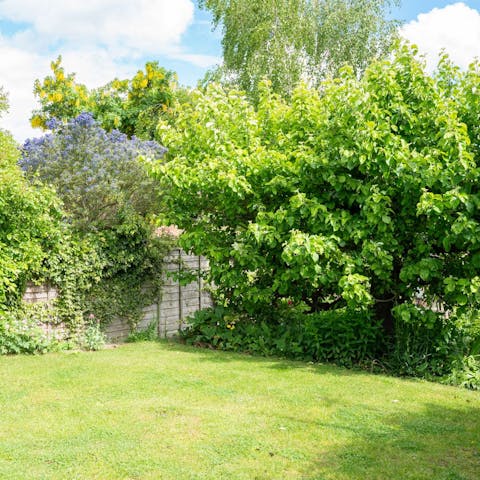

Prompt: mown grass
xmin=0 ymin=341 xmax=479 ymax=479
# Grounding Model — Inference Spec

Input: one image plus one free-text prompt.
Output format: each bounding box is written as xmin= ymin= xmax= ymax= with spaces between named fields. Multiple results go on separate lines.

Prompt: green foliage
xmin=125 ymin=320 xmax=159 ymax=342
xmin=0 ymin=302 xmax=106 ymax=354
xmin=181 ymin=306 xmax=382 ymax=367
xmin=80 ymin=227 xmax=171 ymax=328
xmin=0 ymin=109 xmax=64 ymax=310
xmin=0 ymin=305 xmax=63 ymax=355
xmin=41 ymin=231 xmax=104 ymax=328
xmin=0 ymin=87 xmax=8 ymax=115
xmin=154 ymin=45 xmax=477 ymax=323
xmin=31 ymin=57 xmax=177 ymax=139
xmin=388 ymin=307 xmax=467 ymax=377
xmin=20 ymin=113 xmax=174 ymax=333
xmin=442 ymin=310 xmax=480 ymax=389
xmin=75 ymin=320 xmax=106 ymax=351
xmin=154 ymin=45 xmax=480 ymax=386
xmin=446 ymin=355 xmax=480 ymax=390
xmin=199 ymin=0 xmax=400 ymax=101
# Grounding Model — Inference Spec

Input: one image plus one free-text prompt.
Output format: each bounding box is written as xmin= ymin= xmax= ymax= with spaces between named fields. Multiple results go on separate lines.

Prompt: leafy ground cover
xmin=0 ymin=342 xmax=478 ymax=479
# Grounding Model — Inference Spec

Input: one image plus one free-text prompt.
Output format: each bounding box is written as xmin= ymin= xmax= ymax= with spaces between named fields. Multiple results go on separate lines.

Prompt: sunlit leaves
xmin=0 ymin=116 xmax=63 ymax=308
xmin=32 ymin=57 xmax=177 ymax=140
xmin=199 ymin=0 xmax=400 ymax=102
xmin=154 ymin=45 xmax=480 ymax=321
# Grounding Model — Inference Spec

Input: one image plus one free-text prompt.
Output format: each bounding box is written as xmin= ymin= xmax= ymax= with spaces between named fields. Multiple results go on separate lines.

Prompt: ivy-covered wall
xmin=23 ymin=250 xmax=213 ymax=342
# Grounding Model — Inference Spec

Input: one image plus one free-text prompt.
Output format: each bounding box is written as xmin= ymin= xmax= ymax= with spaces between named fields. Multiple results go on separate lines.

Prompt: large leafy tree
xmin=0 ymin=87 xmax=8 ymax=113
xmin=31 ymin=57 xmax=177 ymax=139
xmin=199 ymin=0 xmax=400 ymax=101
xmin=21 ymin=112 xmax=167 ymax=231
xmin=153 ymin=46 xmax=480 ymax=335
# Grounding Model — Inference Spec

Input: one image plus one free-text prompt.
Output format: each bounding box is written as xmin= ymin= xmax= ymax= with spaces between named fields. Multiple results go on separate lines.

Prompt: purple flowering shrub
xmin=21 ymin=112 xmax=167 ymax=231
xmin=19 ymin=113 xmax=173 ymax=328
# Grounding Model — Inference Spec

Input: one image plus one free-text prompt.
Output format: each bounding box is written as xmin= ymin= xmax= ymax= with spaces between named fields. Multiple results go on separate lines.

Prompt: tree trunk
xmin=374 ymin=295 xmax=396 ymax=338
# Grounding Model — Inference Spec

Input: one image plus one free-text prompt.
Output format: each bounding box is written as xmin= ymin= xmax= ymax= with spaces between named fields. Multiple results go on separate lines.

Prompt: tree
xmin=152 ymin=45 xmax=480 ymax=337
xmin=199 ymin=0 xmax=400 ymax=101
xmin=0 ymin=87 xmax=8 ymax=113
xmin=0 ymin=93 xmax=63 ymax=309
xmin=31 ymin=57 xmax=177 ymax=140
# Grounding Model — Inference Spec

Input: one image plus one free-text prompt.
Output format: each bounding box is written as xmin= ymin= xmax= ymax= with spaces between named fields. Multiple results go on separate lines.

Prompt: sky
xmin=0 ymin=1 xmax=479 ymax=142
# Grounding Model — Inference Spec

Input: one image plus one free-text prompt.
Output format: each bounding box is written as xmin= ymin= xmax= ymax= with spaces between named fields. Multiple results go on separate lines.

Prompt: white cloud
xmin=0 ymin=38 xmax=48 ymax=141
xmin=0 ymin=0 xmax=195 ymax=56
xmin=170 ymin=52 xmax=221 ymax=69
xmin=400 ymin=2 xmax=480 ymax=71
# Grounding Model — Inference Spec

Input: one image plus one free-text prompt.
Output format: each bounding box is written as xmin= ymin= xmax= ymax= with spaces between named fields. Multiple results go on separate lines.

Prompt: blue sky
xmin=396 ymin=0 xmax=480 ymax=20
xmin=0 ymin=1 xmax=479 ymax=141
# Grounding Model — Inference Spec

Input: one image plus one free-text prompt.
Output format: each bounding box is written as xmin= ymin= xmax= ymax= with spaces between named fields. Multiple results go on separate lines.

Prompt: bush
xmin=154 ymin=46 xmax=480 ymax=386
xmin=384 ymin=305 xmax=480 ymax=387
xmin=20 ymin=113 xmax=174 ymax=332
xmin=125 ymin=320 xmax=159 ymax=343
xmin=0 ymin=305 xmax=64 ymax=355
xmin=154 ymin=45 xmax=480 ymax=338
xmin=75 ymin=319 xmax=106 ymax=351
xmin=446 ymin=355 xmax=480 ymax=390
xmin=388 ymin=309 xmax=466 ymax=377
xmin=0 ymin=122 xmax=63 ymax=310
xmin=21 ymin=112 xmax=166 ymax=231
xmin=0 ymin=304 xmax=109 ymax=355
xmin=181 ymin=306 xmax=382 ymax=367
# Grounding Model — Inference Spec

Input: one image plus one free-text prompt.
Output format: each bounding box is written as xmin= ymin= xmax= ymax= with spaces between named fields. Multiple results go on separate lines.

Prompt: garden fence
xmin=23 ymin=249 xmax=212 ymax=342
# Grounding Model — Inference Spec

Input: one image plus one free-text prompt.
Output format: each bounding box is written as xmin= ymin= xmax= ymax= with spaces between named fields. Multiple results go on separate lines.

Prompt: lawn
xmin=0 ymin=342 xmax=479 ymax=480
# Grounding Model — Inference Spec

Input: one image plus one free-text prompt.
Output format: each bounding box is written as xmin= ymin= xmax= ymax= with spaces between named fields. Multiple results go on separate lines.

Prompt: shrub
xmin=181 ymin=306 xmax=382 ymax=367
xmin=0 ymin=303 xmax=109 ymax=355
xmin=21 ymin=112 xmax=166 ymax=231
xmin=0 ymin=305 xmax=64 ymax=355
xmin=153 ymin=45 xmax=480 ymax=385
xmin=125 ymin=320 xmax=159 ymax=343
xmin=0 ymin=103 xmax=63 ymax=310
xmin=388 ymin=308 xmax=466 ymax=377
xmin=20 ymin=113 xmax=173 ymax=332
xmin=75 ymin=319 xmax=106 ymax=351
xmin=154 ymin=46 xmax=480 ymax=333
xmin=446 ymin=355 xmax=480 ymax=390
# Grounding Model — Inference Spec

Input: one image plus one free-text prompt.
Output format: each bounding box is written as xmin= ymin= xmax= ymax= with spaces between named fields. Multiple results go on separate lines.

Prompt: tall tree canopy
xmin=200 ymin=0 xmax=400 ymax=100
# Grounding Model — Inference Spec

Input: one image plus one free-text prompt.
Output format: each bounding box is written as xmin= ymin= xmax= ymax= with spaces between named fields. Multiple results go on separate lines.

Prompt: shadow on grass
xmin=298 ymin=401 xmax=480 ymax=480
xmin=159 ymin=340 xmax=480 ymax=479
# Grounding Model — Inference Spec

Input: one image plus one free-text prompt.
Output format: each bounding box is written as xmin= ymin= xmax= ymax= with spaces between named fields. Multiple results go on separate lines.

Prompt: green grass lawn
xmin=0 ymin=342 xmax=479 ymax=480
